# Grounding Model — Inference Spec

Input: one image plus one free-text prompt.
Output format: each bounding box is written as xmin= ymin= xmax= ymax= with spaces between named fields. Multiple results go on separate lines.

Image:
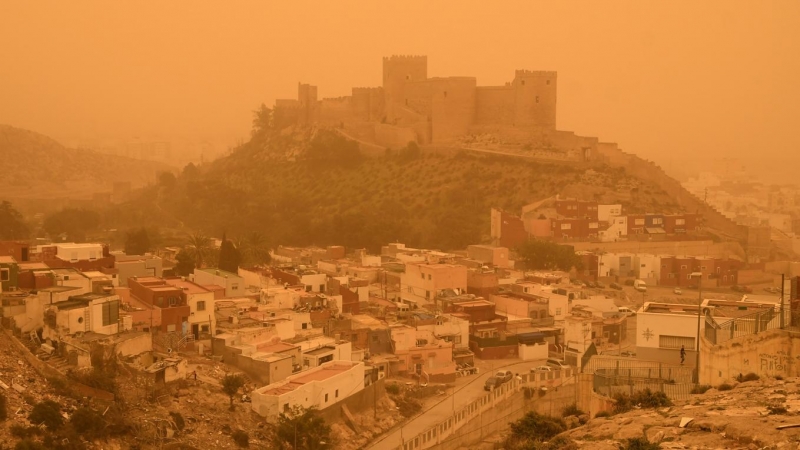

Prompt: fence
xmin=389 ymin=368 xmax=576 ymax=450
xmin=704 ymin=307 xmax=787 ymax=345
xmin=592 ymin=368 xmax=693 ymax=402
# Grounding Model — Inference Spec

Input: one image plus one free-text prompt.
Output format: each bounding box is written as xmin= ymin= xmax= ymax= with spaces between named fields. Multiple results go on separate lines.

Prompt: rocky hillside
xmin=0 ymin=124 xmax=172 ymax=200
xmin=108 ymin=126 xmax=690 ymax=252
xmin=486 ymin=376 xmax=800 ymax=450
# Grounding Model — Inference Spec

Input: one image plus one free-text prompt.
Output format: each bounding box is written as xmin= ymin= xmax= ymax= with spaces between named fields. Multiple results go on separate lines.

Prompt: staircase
xmin=83 ymin=308 xmax=90 ymax=332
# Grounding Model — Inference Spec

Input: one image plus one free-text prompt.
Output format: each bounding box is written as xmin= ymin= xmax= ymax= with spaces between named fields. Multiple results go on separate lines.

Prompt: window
xmin=546 ymin=80 xmax=550 ymax=85
xmin=454 ymin=336 xmax=462 ymax=344
xmin=680 ymin=265 xmax=687 ymax=270
xmin=102 ymin=301 xmax=119 ymax=326
xmin=589 ymin=222 xmax=598 ymax=229
xmin=196 ymin=301 xmax=206 ymax=311
xmin=521 ymin=80 xmax=525 ymax=85
xmin=555 ymin=308 xmax=562 ymax=315
xmin=319 ymin=284 xmax=325 ymax=292
xmin=302 ymin=323 xmax=307 ymax=330
xmin=668 ymin=273 xmax=675 ymax=278
xmin=661 ymin=264 xmax=667 ymax=269
xmin=676 ymin=219 xmax=686 ymax=225
xmin=687 ymin=274 xmax=693 ymax=280
xmin=443 ymin=91 xmax=447 ymax=98
xmin=427 ymin=274 xmax=431 ymax=281
xmin=652 ymin=218 xmax=663 ymax=225
xmin=335 ymin=389 xmax=339 ymax=398
xmin=421 ymin=273 xmax=425 ymax=279
xmin=306 ymin=285 xmax=312 ymax=292
xmin=416 ymin=339 xmax=428 ymax=346
xmin=168 ymin=297 xmax=177 ymax=306
xmin=201 ymin=325 xmax=209 ymax=332
xmin=641 ymin=264 xmax=646 ymax=268
xmin=635 ymin=219 xmax=645 ymax=225
xmin=659 ymin=335 xmax=694 ymax=349
xmin=232 ymin=283 xmax=239 ymax=291
xmin=561 ymin=223 xmax=572 ymax=230
xmin=535 ymin=96 xmax=539 ymax=103
xmin=425 ymin=291 xmax=430 ymax=299
xmin=701 ymin=266 xmax=707 ymax=270
xmin=0 ymin=269 xmax=8 ymax=282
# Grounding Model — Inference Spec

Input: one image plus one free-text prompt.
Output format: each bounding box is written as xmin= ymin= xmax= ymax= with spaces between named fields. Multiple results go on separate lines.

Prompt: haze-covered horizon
xmin=1 ymin=1 xmax=798 ymax=175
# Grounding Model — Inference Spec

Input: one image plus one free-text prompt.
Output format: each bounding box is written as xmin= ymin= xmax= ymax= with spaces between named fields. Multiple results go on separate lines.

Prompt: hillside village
xmin=1 ymin=187 xmax=800 ymax=449
xmin=1 ymin=53 xmax=799 ymax=450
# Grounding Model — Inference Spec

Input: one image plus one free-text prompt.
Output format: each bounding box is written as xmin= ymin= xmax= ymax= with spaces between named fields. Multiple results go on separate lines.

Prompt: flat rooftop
xmin=260 ymin=362 xmax=358 ymax=396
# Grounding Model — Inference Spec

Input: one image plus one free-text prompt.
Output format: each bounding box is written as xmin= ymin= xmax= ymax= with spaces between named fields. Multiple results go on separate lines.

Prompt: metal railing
xmin=592 ymin=369 xmax=693 ymax=402
xmin=704 ymin=308 xmax=782 ymax=345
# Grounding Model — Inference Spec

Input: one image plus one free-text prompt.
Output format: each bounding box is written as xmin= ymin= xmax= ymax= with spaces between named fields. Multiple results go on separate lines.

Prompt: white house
xmin=598 ymin=204 xmax=623 ymax=222
xmin=636 ymin=302 xmax=705 ymax=366
xmin=251 ymin=361 xmax=365 ymax=421
xmin=192 ymin=268 xmax=245 ymax=298
xmin=167 ymin=278 xmax=216 ymax=339
xmin=42 ymin=291 xmax=131 ymax=340
xmin=599 ymin=216 xmax=628 ymax=242
xmin=260 ymin=287 xmax=302 ymax=308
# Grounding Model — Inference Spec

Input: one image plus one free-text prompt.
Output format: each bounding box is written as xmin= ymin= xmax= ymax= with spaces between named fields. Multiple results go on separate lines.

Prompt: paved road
xmin=365 ymin=359 xmax=546 ymax=450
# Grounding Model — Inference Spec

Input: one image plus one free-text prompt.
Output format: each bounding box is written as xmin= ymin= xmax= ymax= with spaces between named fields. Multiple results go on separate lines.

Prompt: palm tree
xmin=184 ymin=232 xmax=213 ymax=268
xmin=236 ymin=232 xmax=272 ymax=266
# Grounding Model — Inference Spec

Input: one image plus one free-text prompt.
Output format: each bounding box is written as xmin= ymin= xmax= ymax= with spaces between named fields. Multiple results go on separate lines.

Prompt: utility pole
xmin=694 ymin=273 xmax=703 ymax=384
xmin=781 ymin=274 xmax=786 ymax=329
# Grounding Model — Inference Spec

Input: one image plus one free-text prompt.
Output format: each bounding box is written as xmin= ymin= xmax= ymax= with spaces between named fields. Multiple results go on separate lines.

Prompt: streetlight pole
xmin=692 ymin=272 xmax=703 ymax=384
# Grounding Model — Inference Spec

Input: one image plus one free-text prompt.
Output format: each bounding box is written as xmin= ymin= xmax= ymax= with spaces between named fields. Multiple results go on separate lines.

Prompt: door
xmin=192 ymin=323 xmax=199 ymax=340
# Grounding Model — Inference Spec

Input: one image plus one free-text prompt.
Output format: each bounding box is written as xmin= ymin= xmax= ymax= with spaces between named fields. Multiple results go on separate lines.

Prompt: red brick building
xmin=128 ymin=277 xmax=190 ymax=333
xmin=555 ymin=199 xmax=599 ymax=220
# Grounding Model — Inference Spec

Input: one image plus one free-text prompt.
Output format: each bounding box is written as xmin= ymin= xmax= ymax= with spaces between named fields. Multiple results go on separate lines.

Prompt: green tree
xmin=42 ymin=208 xmax=100 ymax=242
xmin=252 ymin=103 xmax=274 ymax=136
xmin=70 ymin=407 xmax=105 ymax=439
xmin=173 ymin=249 xmax=196 ymax=276
xmin=516 ymin=240 xmax=583 ymax=271
xmin=158 ymin=171 xmax=177 ymax=191
xmin=184 ymin=232 xmax=213 ymax=268
xmin=235 ymin=232 xmax=272 ymax=266
xmin=305 ymin=130 xmax=361 ymax=165
xmin=271 ymin=406 xmax=333 ymax=450
xmin=0 ymin=201 xmax=29 ymax=240
xmin=124 ymin=228 xmax=151 ymax=255
xmin=218 ymin=233 xmax=241 ymax=273
xmin=28 ymin=400 xmax=63 ymax=430
xmin=0 ymin=392 xmax=7 ymax=421
xmin=221 ymin=374 xmax=245 ymax=410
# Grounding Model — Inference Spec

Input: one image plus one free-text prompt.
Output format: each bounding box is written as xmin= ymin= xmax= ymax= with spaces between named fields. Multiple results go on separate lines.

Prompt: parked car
xmin=621 ymin=350 xmax=637 ymax=357
xmin=531 ymin=366 xmax=552 ymax=373
xmin=618 ymin=306 xmax=636 ymax=317
xmin=732 ymin=285 xmax=753 ymax=293
xmin=610 ymin=282 xmax=623 ymax=290
xmin=595 ymin=281 xmax=606 ymax=289
xmin=673 ymin=287 xmax=683 ymax=295
xmin=624 ymin=279 xmax=635 ymax=286
xmin=586 ymin=281 xmax=597 ymax=288
xmin=495 ymin=370 xmax=513 ymax=383
xmin=546 ymin=359 xmax=570 ymax=370
xmin=633 ymin=280 xmax=647 ymax=292
xmin=484 ymin=376 xmax=500 ymax=391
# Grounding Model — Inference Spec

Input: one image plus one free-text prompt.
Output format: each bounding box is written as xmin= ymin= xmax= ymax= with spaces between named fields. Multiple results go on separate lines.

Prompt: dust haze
xmin=1 ymin=1 xmax=798 ymax=180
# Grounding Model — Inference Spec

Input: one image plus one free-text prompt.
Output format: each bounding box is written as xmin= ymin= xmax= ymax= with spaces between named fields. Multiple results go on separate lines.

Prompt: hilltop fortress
xmin=273 ymin=55 xmax=602 ymax=160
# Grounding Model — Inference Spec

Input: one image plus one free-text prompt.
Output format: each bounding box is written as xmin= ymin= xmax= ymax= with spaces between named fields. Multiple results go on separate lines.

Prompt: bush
xmin=393 ymin=396 xmax=422 ymax=418
xmin=625 ymin=436 xmax=660 ymax=450
xmin=613 ymin=389 xmax=672 ymax=414
xmin=561 ymin=403 xmax=586 ymax=418
xmin=768 ymin=404 xmax=788 ymax=415
xmin=737 ymin=373 xmax=760 ymax=382
xmin=70 ymin=407 xmax=105 ymax=439
xmin=29 ymin=400 xmax=63 ymax=430
xmin=595 ymin=410 xmax=612 ymax=418
xmin=717 ymin=383 xmax=734 ymax=391
xmin=509 ymin=411 xmax=566 ymax=443
xmin=10 ymin=425 xmax=42 ymax=438
xmin=691 ymin=385 xmax=711 ymax=394
xmin=385 ymin=383 xmax=400 ymax=395
xmin=232 ymin=430 xmax=249 ymax=448
xmin=169 ymin=411 xmax=186 ymax=431
xmin=14 ymin=439 xmax=47 ymax=450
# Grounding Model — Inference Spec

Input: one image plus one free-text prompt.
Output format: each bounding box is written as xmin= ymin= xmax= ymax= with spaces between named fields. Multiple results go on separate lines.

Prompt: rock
xmin=578 ymin=414 xmax=590 ymax=424
xmin=649 ymin=430 xmax=665 ymax=443
xmin=614 ymin=423 xmax=645 ymax=440
xmin=564 ymin=415 xmax=580 ymax=429
xmin=619 ymin=417 xmax=633 ymax=425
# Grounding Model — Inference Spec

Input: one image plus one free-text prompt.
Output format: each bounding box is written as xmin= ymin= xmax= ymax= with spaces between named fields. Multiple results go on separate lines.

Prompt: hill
xmin=106 ymin=126 xmax=687 ymax=252
xmin=0 ymin=124 xmax=173 ymax=200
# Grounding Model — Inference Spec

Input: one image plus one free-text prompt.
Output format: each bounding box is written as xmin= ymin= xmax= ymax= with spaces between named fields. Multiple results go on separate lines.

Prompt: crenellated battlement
xmin=514 ymin=70 xmax=557 ymax=78
xmin=383 ymin=55 xmax=428 ymax=63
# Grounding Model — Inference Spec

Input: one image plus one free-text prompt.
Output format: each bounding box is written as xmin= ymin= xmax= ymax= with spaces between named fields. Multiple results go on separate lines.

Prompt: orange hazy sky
xmin=1 ymin=1 xmax=798 ymax=168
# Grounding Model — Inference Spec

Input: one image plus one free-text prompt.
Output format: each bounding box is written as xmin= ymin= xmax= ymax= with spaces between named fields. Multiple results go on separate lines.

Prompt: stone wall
xmin=699 ymin=329 xmax=800 ymax=385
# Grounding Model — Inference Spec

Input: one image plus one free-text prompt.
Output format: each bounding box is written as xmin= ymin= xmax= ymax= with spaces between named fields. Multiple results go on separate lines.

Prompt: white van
xmin=633 ymin=279 xmax=647 ymax=292
xmin=618 ymin=306 xmax=636 ymax=317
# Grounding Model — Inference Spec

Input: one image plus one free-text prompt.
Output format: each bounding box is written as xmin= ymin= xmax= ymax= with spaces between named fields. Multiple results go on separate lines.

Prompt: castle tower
xmin=513 ymin=70 xmax=557 ymax=129
xmin=297 ymin=83 xmax=318 ymax=124
xmin=382 ymin=55 xmax=427 ymax=121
